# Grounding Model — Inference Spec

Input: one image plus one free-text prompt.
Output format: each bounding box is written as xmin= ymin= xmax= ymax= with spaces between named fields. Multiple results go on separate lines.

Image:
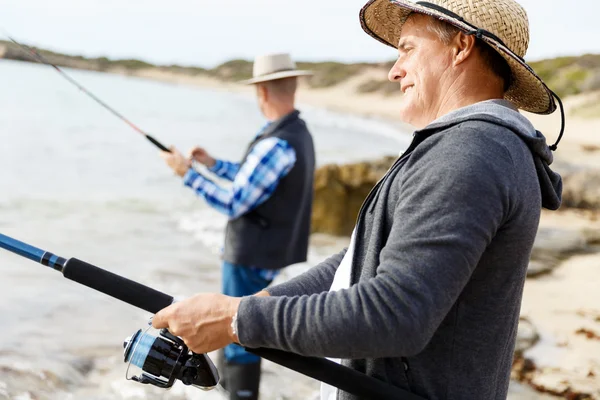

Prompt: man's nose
xmin=388 ymin=59 xmax=405 ymax=82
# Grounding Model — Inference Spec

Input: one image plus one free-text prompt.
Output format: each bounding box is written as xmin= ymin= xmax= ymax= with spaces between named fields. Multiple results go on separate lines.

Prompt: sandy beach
xmin=102 ymin=66 xmax=600 ymax=398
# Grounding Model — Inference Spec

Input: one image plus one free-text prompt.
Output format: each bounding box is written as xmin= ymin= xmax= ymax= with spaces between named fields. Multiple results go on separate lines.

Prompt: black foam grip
xmin=248 ymin=348 xmax=425 ymax=400
xmin=62 ymin=258 xmax=174 ymax=314
xmin=146 ymin=134 xmax=170 ymax=152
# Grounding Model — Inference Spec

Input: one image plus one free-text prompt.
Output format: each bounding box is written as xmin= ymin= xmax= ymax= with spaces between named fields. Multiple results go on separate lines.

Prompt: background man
xmin=161 ymin=53 xmax=315 ymax=400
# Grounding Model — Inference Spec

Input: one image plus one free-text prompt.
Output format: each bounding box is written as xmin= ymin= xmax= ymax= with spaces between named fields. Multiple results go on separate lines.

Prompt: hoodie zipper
xmin=353 ymin=134 xmax=422 ymax=227
xmin=402 ymin=357 xmax=415 ymax=391
xmin=347 ymin=135 xmax=423 ymax=284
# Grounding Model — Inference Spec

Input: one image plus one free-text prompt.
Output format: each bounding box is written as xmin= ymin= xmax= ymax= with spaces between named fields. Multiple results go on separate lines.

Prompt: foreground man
xmin=155 ymin=1 xmax=563 ymax=399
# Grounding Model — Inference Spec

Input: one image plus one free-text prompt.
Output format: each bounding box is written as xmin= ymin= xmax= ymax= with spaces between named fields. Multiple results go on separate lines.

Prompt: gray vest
xmin=223 ymin=110 xmax=315 ymax=269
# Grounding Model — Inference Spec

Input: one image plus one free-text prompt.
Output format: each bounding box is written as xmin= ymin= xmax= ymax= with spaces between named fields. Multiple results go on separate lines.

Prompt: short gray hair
xmin=422 ymin=15 xmax=513 ymax=91
xmin=260 ymin=77 xmax=297 ymax=98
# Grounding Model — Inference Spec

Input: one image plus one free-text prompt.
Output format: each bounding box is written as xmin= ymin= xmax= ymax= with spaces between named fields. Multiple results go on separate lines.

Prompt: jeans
xmin=222 ymin=261 xmax=279 ymax=364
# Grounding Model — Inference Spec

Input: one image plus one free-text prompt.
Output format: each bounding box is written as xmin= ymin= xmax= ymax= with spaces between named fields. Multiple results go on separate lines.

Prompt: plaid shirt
xmin=183 ymin=130 xmax=297 ymax=220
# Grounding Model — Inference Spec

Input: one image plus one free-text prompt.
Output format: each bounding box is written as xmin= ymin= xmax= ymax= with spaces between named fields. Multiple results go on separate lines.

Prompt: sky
xmin=1 ymin=0 xmax=599 ymax=68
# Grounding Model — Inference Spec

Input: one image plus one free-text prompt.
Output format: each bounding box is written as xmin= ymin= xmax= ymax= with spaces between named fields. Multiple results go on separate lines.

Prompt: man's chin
xmin=397 ymin=105 xmax=416 ymax=127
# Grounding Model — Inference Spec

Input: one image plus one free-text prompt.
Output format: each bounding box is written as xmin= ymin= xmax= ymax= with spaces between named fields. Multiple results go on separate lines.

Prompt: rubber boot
xmin=223 ymin=360 xmax=261 ymax=400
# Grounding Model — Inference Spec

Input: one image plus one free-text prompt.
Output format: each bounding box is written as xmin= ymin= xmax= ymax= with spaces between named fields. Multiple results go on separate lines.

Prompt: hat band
xmin=255 ymin=68 xmax=296 ymax=78
xmin=415 ymin=1 xmax=525 ymax=62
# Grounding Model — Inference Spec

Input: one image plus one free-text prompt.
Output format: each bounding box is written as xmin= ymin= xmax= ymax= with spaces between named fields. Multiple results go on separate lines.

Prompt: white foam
xmin=301 ymin=103 xmax=412 ymax=144
xmin=176 ymin=208 xmax=227 ymax=256
xmin=0 ymin=381 xmax=7 ymax=399
xmin=109 ymin=380 xmax=147 ymax=399
xmin=13 ymin=393 xmax=33 ymax=400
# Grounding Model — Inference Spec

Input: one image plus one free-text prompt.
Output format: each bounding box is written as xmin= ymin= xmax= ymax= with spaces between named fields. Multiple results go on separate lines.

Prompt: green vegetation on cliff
xmin=529 ymin=54 xmax=600 ymax=98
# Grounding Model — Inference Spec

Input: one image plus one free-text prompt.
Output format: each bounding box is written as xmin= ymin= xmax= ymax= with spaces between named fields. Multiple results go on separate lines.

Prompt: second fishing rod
xmin=4 ymin=31 xmax=171 ymax=153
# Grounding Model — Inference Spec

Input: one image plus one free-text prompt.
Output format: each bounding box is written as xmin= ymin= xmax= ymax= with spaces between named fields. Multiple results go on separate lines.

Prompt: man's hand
xmin=160 ymin=147 xmax=191 ymax=177
xmin=188 ymin=147 xmax=216 ymax=168
xmin=152 ymin=293 xmax=242 ymax=354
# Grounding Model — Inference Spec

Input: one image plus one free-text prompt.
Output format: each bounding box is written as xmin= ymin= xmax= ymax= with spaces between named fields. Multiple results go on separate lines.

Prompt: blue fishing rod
xmin=0 ymin=232 xmax=424 ymax=399
xmin=2 ymin=30 xmax=170 ymax=153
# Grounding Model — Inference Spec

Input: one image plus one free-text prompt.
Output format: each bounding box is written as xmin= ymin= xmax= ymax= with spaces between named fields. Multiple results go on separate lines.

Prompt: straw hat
xmin=241 ymin=53 xmax=313 ymax=85
xmin=359 ymin=0 xmax=557 ymax=115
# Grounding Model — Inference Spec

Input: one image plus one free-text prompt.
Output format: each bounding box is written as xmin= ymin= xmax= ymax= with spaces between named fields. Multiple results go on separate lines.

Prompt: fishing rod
xmin=0 ymin=232 xmax=425 ymax=400
xmin=2 ymin=31 xmax=170 ymax=152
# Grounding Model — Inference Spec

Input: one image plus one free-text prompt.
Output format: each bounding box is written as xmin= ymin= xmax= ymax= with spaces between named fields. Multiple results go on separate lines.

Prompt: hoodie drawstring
xmin=549 ymin=90 xmax=565 ymax=152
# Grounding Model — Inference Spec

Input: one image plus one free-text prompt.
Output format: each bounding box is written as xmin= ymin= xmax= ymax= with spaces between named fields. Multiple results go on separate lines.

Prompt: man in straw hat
xmin=155 ymin=1 xmax=564 ymax=398
xmin=160 ymin=53 xmax=315 ymax=400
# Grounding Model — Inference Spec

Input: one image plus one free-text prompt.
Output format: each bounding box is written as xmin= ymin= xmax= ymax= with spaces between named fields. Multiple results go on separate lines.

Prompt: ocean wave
xmin=0 ymin=197 xmax=180 ymax=217
xmin=176 ymin=208 xmax=227 ymax=257
xmin=302 ymin=104 xmax=412 ymax=144
xmin=0 ymin=353 xmax=93 ymax=399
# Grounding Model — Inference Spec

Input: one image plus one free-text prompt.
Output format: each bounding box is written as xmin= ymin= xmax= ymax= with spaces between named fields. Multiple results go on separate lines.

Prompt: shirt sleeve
xmin=183 ymin=137 xmax=297 ymax=219
xmin=208 ymin=159 xmax=240 ymax=182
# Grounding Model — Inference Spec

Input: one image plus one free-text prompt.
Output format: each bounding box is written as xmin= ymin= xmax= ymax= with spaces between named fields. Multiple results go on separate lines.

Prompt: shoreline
xmin=4 ymin=56 xmax=599 ymax=164
xmin=104 ymin=65 xmax=412 ymax=127
xmin=113 ymin=65 xmax=600 ymax=177
xmin=119 ymin=66 xmax=600 ymax=164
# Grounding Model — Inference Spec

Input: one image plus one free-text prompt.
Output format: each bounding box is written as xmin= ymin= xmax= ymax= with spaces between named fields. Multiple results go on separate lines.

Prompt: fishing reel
xmin=123 ymin=327 xmax=219 ymax=390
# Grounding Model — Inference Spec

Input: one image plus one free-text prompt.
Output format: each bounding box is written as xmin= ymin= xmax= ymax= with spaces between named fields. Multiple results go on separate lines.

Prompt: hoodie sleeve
xmin=236 ymin=128 xmax=517 ymax=358
xmin=266 ymin=249 xmax=347 ymax=297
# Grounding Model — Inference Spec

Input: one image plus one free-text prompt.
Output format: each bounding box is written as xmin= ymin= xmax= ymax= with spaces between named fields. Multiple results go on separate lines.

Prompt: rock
xmin=311 ymin=156 xmax=396 ymax=236
xmin=515 ymin=317 xmax=540 ymax=355
xmin=562 ymin=170 xmax=600 ymax=210
xmin=527 ymin=226 xmax=600 ymax=277
xmin=528 ymin=228 xmax=589 ymax=277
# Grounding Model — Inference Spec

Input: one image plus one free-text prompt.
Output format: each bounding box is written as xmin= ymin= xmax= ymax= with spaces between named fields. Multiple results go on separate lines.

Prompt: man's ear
xmin=257 ymin=84 xmax=268 ymax=102
xmin=453 ymin=32 xmax=477 ymax=66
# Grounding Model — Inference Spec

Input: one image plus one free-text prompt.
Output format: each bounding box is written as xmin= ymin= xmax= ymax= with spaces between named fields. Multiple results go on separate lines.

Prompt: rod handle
xmin=62 ymin=258 xmax=174 ymax=314
xmin=248 ymin=347 xmax=424 ymax=400
xmin=146 ymin=134 xmax=171 ymax=152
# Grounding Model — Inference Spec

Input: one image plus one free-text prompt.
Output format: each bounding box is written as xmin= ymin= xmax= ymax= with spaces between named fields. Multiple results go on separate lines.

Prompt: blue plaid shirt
xmin=182 ymin=125 xmax=297 ymax=220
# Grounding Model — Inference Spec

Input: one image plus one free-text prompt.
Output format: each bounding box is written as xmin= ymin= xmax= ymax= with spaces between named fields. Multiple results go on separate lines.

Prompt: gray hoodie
xmin=238 ymin=100 xmax=562 ymax=399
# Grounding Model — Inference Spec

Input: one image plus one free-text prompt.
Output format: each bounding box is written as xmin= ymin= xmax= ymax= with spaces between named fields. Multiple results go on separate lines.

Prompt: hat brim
xmin=359 ymin=0 xmax=556 ymax=115
xmin=240 ymin=70 xmax=314 ymax=85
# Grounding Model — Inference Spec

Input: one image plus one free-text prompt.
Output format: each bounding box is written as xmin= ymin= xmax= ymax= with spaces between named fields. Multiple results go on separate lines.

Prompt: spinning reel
xmin=123 ymin=327 xmax=219 ymax=390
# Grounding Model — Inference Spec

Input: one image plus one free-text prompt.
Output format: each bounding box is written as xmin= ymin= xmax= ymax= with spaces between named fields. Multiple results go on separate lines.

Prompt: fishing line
xmin=1 ymin=29 xmax=170 ymax=152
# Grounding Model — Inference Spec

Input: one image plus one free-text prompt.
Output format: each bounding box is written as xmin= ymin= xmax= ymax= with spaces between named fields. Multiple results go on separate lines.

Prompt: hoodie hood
xmin=421 ymin=100 xmax=562 ymax=210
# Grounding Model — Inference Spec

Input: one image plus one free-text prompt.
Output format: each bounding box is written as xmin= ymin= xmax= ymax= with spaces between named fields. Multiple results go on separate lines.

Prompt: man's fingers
xmin=152 ymin=309 xmax=170 ymax=329
xmin=160 ymin=146 xmax=177 ymax=159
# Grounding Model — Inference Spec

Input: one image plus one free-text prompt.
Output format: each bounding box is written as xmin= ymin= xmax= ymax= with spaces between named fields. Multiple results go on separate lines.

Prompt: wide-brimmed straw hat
xmin=359 ymin=0 xmax=557 ymax=115
xmin=241 ymin=53 xmax=313 ymax=85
